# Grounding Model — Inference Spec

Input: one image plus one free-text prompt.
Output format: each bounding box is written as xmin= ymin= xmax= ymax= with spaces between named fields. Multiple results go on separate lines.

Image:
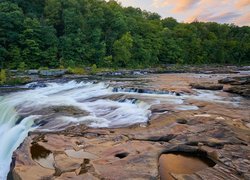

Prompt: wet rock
xmin=0 ymin=86 xmax=28 ymax=96
xmin=190 ymin=82 xmax=223 ymax=90
xmin=159 ymin=152 xmax=216 ymax=180
xmin=40 ymin=69 xmax=67 ymax=77
xmin=113 ymin=87 xmax=171 ymax=94
xmin=30 ymin=106 xmax=88 ymax=117
xmin=25 ymin=82 xmax=47 ymax=89
xmin=27 ymin=70 xmax=39 ymax=75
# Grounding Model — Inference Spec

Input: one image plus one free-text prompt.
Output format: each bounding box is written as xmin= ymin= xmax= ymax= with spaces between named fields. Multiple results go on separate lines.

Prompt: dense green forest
xmin=0 ymin=0 xmax=249 ymax=69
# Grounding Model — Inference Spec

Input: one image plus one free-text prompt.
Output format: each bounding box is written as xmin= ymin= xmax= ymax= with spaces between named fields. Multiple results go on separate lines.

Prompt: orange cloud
xmin=153 ymin=0 xmax=201 ymax=12
xmin=173 ymin=0 xmax=200 ymax=12
xmin=117 ymin=0 xmax=249 ymax=26
xmin=235 ymin=13 xmax=250 ymax=26
xmin=236 ymin=0 xmax=250 ymax=8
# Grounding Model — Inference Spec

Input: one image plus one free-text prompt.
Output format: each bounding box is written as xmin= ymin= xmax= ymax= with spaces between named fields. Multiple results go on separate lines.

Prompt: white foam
xmin=0 ymin=80 xmax=242 ymax=179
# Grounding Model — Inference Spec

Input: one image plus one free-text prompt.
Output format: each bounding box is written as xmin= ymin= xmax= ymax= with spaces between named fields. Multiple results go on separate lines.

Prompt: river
xmin=0 ymin=73 xmax=247 ymax=179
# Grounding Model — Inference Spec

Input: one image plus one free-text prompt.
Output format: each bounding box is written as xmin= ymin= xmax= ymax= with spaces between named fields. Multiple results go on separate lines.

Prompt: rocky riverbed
xmin=1 ymin=72 xmax=250 ymax=180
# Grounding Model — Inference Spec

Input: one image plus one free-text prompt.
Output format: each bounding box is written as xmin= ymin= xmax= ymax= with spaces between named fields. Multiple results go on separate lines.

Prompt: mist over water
xmin=0 ymin=80 xmax=241 ymax=179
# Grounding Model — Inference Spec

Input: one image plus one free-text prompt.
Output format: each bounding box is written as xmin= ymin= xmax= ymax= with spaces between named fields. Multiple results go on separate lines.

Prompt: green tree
xmin=0 ymin=69 xmax=7 ymax=84
xmin=0 ymin=0 xmax=249 ymax=70
xmin=0 ymin=2 xmax=24 ymax=67
xmin=113 ymin=32 xmax=133 ymax=67
xmin=162 ymin=17 xmax=178 ymax=29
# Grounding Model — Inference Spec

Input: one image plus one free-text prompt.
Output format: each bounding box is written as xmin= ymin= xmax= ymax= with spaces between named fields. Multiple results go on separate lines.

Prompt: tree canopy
xmin=0 ymin=0 xmax=249 ymax=69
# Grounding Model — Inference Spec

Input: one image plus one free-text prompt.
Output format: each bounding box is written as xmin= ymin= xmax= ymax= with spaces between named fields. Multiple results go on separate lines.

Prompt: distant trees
xmin=0 ymin=0 xmax=249 ymax=70
xmin=113 ymin=32 xmax=133 ymax=67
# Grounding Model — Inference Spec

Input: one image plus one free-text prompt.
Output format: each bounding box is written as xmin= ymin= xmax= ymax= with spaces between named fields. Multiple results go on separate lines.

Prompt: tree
xmin=113 ymin=32 xmax=133 ymax=67
xmin=162 ymin=17 xmax=178 ymax=29
xmin=0 ymin=0 xmax=249 ymax=70
xmin=0 ymin=2 xmax=24 ymax=67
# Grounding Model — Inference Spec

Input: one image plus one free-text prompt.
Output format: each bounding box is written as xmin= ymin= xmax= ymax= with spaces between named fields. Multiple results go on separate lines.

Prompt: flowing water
xmin=0 ymin=79 xmax=242 ymax=179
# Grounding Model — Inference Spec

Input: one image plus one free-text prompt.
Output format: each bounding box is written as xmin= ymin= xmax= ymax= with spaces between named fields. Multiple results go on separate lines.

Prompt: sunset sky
xmin=115 ymin=0 xmax=250 ymax=26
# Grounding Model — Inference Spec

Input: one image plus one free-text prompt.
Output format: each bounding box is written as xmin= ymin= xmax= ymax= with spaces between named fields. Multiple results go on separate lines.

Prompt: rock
xmin=25 ymin=82 xmax=47 ymax=89
xmin=29 ymin=106 xmax=88 ymax=117
xmin=132 ymin=71 xmax=147 ymax=75
xmin=246 ymin=123 xmax=250 ymax=128
xmin=39 ymin=69 xmax=67 ymax=77
xmin=65 ymin=149 xmax=98 ymax=160
xmin=0 ymin=87 xmax=28 ymax=96
xmin=10 ymin=73 xmax=250 ymax=180
xmin=219 ymin=77 xmax=238 ymax=84
xmin=218 ymin=76 xmax=250 ymax=97
xmin=54 ymin=154 xmax=83 ymax=173
xmin=224 ymin=85 xmax=250 ymax=97
xmin=176 ymin=119 xmax=187 ymax=124
xmin=219 ymin=76 xmax=250 ymax=85
xmin=27 ymin=70 xmax=39 ymax=75
xmin=56 ymin=172 xmax=98 ymax=180
xmin=190 ymin=82 xmax=223 ymax=90
xmin=112 ymin=87 xmax=171 ymax=95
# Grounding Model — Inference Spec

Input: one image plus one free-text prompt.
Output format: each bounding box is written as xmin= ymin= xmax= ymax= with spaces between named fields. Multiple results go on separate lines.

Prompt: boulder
xmin=224 ymin=85 xmax=250 ymax=97
xmin=39 ymin=69 xmax=67 ymax=77
xmin=25 ymin=82 xmax=47 ymax=89
xmin=219 ymin=76 xmax=250 ymax=85
xmin=218 ymin=77 xmax=237 ymax=84
xmin=27 ymin=70 xmax=39 ymax=75
xmin=190 ymin=82 xmax=223 ymax=90
xmin=219 ymin=76 xmax=250 ymax=97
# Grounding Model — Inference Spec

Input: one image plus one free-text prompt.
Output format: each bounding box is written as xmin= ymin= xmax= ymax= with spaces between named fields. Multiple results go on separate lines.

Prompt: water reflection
xmin=30 ymin=143 xmax=55 ymax=169
xmin=159 ymin=153 xmax=216 ymax=180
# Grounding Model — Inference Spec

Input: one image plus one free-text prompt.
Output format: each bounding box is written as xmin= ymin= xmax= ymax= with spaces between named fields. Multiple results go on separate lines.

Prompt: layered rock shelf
xmin=2 ymin=73 xmax=249 ymax=180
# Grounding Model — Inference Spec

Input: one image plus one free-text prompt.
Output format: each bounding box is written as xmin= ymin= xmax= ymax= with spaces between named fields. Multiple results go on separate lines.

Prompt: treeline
xmin=0 ymin=0 xmax=249 ymax=69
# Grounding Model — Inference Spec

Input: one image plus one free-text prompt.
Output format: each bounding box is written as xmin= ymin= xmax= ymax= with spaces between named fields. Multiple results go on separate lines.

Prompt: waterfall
xmin=0 ymin=98 xmax=40 ymax=179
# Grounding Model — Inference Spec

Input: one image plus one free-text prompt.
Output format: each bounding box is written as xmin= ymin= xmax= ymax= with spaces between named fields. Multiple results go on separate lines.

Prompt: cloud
xmin=236 ymin=0 xmax=250 ymax=8
xmin=199 ymin=12 xmax=241 ymax=23
xmin=173 ymin=0 xmax=201 ymax=12
xmin=153 ymin=0 xmax=201 ymax=12
xmin=235 ymin=13 xmax=250 ymax=26
xmin=116 ymin=0 xmax=249 ymax=26
xmin=184 ymin=0 xmax=247 ymax=25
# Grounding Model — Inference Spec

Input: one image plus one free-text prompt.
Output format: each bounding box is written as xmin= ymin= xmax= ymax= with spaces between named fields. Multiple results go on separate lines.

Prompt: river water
xmin=0 ymin=74 xmax=244 ymax=179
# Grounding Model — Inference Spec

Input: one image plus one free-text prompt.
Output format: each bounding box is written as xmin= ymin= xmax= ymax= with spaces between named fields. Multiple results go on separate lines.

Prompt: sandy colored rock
xmin=190 ymin=82 xmax=223 ymax=90
xmin=54 ymin=153 xmax=83 ymax=173
xmin=11 ymin=73 xmax=250 ymax=180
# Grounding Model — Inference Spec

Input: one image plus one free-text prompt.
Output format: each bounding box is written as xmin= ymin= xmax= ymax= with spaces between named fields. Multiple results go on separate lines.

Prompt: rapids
xmin=0 ymin=80 xmax=241 ymax=179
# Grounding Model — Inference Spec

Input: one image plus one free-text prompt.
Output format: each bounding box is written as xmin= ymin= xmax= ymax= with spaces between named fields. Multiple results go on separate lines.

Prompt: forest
xmin=0 ymin=0 xmax=249 ymax=69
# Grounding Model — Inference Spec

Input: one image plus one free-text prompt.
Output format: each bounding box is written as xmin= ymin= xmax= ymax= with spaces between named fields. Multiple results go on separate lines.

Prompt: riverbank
xmin=0 ymin=72 xmax=248 ymax=179
xmin=1 ymin=65 xmax=250 ymax=98
xmin=1 ymin=65 xmax=250 ymax=86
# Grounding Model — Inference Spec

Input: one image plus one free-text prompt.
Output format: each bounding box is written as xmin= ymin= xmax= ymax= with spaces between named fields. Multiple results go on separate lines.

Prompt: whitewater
xmin=0 ymin=80 xmax=240 ymax=179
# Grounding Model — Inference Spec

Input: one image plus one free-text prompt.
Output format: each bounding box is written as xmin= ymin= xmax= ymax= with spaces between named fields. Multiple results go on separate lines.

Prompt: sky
xmin=114 ymin=0 xmax=250 ymax=26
